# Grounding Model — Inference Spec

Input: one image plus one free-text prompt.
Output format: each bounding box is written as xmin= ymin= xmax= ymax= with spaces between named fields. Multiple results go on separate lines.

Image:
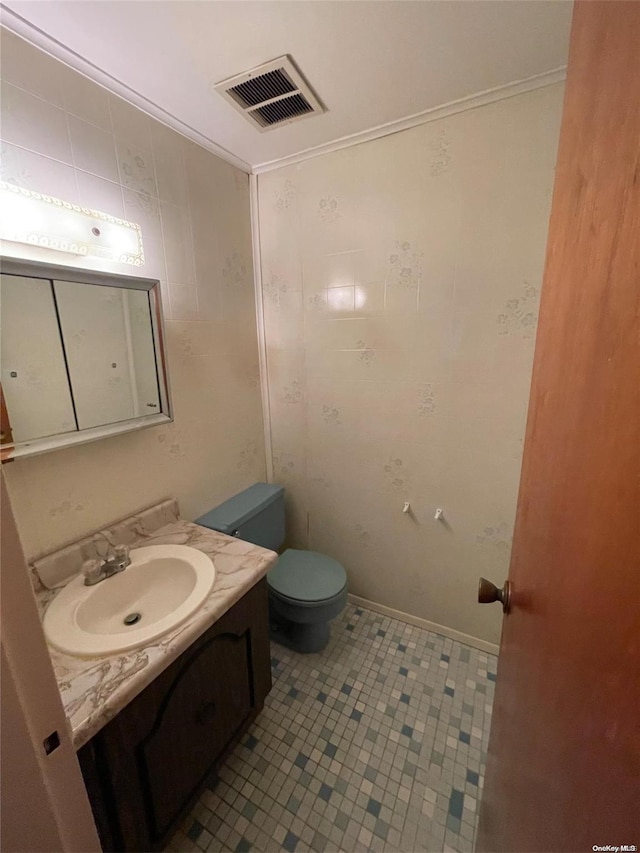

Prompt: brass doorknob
xmin=478 ymin=577 xmax=511 ymax=613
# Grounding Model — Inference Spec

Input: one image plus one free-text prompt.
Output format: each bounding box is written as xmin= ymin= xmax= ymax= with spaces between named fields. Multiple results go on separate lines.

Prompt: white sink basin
xmin=43 ymin=545 xmax=216 ymax=657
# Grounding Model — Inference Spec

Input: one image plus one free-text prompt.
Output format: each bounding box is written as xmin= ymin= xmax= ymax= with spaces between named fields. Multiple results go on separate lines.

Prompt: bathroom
xmin=1 ymin=3 xmax=637 ymax=853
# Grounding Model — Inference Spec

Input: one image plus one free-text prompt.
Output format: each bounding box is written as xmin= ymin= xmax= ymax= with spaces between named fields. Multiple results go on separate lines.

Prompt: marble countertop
xmin=36 ymin=513 xmax=278 ymax=750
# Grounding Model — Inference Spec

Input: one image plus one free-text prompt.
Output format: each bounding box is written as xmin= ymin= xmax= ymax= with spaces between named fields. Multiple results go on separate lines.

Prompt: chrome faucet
xmin=82 ymin=544 xmax=131 ymax=586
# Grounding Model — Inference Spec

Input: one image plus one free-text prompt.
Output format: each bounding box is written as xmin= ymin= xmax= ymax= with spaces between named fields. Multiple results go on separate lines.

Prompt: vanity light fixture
xmin=0 ymin=181 xmax=144 ymax=266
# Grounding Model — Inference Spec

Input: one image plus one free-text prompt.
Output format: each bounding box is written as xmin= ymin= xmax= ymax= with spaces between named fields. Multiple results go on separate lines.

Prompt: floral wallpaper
xmin=1 ymin=30 xmax=266 ymax=559
xmin=258 ymin=84 xmax=564 ymax=644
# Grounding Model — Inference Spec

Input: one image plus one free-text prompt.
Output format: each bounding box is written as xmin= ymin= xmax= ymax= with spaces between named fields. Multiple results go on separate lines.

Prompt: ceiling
xmin=1 ymin=1 xmax=572 ymax=172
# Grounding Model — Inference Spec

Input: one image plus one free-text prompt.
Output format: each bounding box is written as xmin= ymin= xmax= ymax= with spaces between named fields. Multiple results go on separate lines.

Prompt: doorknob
xmin=478 ymin=577 xmax=511 ymax=613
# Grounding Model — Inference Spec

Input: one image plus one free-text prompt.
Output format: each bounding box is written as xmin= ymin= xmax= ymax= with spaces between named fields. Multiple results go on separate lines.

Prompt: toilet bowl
xmin=195 ymin=484 xmax=347 ymax=653
xmin=267 ymin=549 xmax=347 ymax=653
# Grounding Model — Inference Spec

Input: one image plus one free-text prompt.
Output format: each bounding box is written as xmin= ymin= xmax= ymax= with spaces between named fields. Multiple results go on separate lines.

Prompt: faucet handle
xmin=82 ymin=558 xmax=103 ymax=586
xmin=92 ymin=538 xmax=113 ymax=562
xmin=113 ymin=543 xmax=130 ymax=569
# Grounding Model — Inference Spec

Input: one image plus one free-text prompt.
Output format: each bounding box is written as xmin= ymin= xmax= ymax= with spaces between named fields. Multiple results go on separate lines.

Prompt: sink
xmin=43 ymin=545 xmax=216 ymax=657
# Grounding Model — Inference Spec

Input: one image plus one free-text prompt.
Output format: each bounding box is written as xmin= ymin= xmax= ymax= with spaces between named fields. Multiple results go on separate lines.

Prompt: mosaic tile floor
xmin=167 ymin=603 xmax=497 ymax=853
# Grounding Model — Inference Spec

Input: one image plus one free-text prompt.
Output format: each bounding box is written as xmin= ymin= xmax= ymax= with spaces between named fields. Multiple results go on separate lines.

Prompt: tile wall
xmin=0 ymin=30 xmax=266 ymax=559
xmin=0 ymin=28 xmax=564 ymax=644
xmin=257 ymin=85 xmax=565 ymax=644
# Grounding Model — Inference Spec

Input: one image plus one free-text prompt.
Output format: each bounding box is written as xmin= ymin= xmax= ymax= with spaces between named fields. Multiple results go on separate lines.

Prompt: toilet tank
xmin=195 ymin=483 xmax=285 ymax=552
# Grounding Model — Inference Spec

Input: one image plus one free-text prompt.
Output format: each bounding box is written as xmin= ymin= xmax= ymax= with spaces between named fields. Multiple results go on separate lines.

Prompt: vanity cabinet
xmin=78 ymin=579 xmax=271 ymax=852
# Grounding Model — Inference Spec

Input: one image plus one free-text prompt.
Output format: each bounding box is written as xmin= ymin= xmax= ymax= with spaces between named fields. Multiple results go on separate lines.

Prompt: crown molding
xmin=1 ymin=6 xmax=565 ymax=178
xmin=253 ymin=66 xmax=566 ymax=174
xmin=0 ymin=7 xmax=253 ymax=174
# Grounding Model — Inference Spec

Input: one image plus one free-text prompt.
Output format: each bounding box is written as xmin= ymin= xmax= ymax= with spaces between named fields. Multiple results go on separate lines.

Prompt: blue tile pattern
xmin=367 ymin=798 xmax=382 ymax=818
xmin=187 ymin=820 xmax=205 ymax=842
xmin=283 ymin=830 xmax=298 ymax=852
xmin=448 ymin=789 xmax=464 ymax=820
xmin=244 ymin=735 xmax=258 ymax=752
xmin=319 ymin=783 xmax=332 ymax=802
xmin=166 ymin=603 xmax=496 ymax=852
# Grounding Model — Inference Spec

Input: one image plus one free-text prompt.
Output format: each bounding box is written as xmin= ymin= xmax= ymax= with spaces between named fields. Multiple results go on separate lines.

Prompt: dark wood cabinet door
xmin=138 ymin=629 xmax=254 ymax=840
xmin=79 ymin=579 xmax=272 ymax=852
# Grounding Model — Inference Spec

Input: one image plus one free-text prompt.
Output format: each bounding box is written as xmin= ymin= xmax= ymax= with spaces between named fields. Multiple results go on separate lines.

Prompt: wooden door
xmin=477 ymin=2 xmax=640 ymax=851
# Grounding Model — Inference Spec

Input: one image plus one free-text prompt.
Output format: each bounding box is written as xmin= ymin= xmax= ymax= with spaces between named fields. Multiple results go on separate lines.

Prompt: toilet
xmin=195 ymin=483 xmax=347 ymax=653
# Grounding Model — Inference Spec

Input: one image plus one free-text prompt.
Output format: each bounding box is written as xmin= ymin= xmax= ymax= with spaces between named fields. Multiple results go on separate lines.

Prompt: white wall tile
xmin=76 ymin=172 xmax=125 ymax=218
xmin=108 ymin=92 xmax=151 ymax=149
xmin=59 ymin=64 xmax=112 ymax=132
xmin=115 ymin=135 xmax=158 ymax=198
xmin=1 ymin=82 xmax=72 ymax=164
xmin=121 ymin=188 xmax=166 ymax=281
xmin=68 ymin=114 xmax=119 ymax=182
xmin=151 ymin=122 xmax=188 ymax=207
xmin=258 ymin=83 xmax=565 ymax=645
xmin=1 ymin=142 xmax=79 ymax=202
xmin=0 ymin=29 xmax=64 ymax=107
xmin=160 ymin=201 xmax=195 ymax=285
xmin=0 ymin=37 xmax=265 ymax=559
xmin=169 ymin=283 xmax=199 ymax=321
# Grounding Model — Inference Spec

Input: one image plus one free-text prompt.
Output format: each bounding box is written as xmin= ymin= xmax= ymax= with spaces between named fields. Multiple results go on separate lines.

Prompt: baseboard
xmin=347 ymin=593 xmax=500 ymax=656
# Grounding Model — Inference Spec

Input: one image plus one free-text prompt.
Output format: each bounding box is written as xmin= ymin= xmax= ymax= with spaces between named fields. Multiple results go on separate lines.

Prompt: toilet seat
xmin=267 ymin=549 xmax=347 ymax=604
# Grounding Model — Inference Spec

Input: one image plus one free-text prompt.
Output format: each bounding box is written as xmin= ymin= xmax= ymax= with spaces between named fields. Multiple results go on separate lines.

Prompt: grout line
xmin=105 ymin=90 xmax=127 ymax=238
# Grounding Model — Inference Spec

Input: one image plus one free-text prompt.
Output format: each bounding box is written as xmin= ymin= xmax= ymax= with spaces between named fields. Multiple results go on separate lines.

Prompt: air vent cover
xmin=215 ymin=56 xmax=325 ymax=132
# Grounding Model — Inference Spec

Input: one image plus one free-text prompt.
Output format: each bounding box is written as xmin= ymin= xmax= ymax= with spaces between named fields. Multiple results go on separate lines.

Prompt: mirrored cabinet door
xmin=54 ymin=281 xmax=161 ymax=430
xmin=0 ymin=274 xmax=77 ymax=441
xmin=0 ymin=259 xmax=172 ymax=460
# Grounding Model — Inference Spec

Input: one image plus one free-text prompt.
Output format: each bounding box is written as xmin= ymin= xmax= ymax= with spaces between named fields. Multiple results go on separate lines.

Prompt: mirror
xmin=53 ymin=281 xmax=160 ymax=429
xmin=0 ymin=258 xmax=172 ymax=459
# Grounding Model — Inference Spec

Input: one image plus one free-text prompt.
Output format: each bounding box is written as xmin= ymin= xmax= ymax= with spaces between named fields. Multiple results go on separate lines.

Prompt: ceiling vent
xmin=214 ymin=56 xmax=325 ymax=132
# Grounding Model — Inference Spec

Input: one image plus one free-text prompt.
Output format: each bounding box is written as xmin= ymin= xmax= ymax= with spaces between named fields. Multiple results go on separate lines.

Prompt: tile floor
xmin=167 ymin=603 xmax=497 ymax=853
